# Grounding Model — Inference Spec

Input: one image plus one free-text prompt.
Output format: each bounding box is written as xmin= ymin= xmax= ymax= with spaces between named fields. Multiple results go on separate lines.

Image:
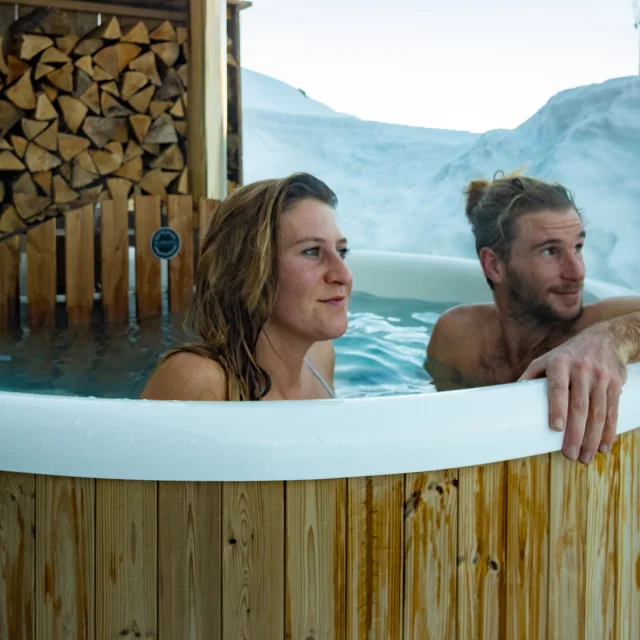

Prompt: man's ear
xmin=478 ymin=247 xmax=506 ymax=286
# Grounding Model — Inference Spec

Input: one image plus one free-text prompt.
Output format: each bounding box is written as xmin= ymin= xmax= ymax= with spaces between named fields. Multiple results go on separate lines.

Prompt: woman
xmin=140 ymin=172 xmax=352 ymax=401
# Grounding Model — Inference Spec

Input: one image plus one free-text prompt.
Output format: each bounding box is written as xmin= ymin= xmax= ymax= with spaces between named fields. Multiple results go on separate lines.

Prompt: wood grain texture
xmin=26 ymin=218 xmax=57 ymax=328
xmin=222 ymin=481 xmax=285 ymax=639
xmin=506 ymin=454 xmax=549 ymax=640
xmin=167 ymin=194 xmax=194 ymax=312
xmin=616 ymin=430 xmax=640 ymax=640
xmin=0 ymin=236 xmax=20 ymax=330
xmin=158 ymin=481 xmax=222 ymax=640
xmin=457 ymin=462 xmax=507 ymax=640
xmin=197 ymin=197 xmax=218 ymax=259
xmin=35 ymin=476 xmax=95 ymax=640
xmin=64 ymin=204 xmax=95 ymax=325
xmin=96 ymin=479 xmax=157 ymax=639
xmin=188 ymin=0 xmax=205 ymax=200
xmin=632 ymin=429 xmax=640 ymax=640
xmin=0 ymin=472 xmax=35 ymax=640
xmin=1 ymin=0 xmax=187 ymax=22
xmin=347 ymin=474 xmax=404 ymax=640
xmin=548 ymin=452 xmax=587 ymax=639
xmin=404 ymin=470 xmax=458 ymax=640
xmin=585 ymin=443 xmax=620 ymax=639
xmin=100 ymin=198 xmax=129 ymax=323
xmin=133 ymin=195 xmax=162 ymax=320
xmin=286 ymin=479 xmax=347 ymax=640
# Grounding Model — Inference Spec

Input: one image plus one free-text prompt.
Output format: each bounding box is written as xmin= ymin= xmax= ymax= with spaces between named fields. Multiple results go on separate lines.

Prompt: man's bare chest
xmin=471 ymin=333 xmax=572 ymax=387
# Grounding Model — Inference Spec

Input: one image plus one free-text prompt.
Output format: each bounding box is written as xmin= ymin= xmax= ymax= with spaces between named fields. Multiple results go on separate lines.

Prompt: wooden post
xmin=189 ymin=0 xmax=227 ymax=202
xmin=227 ymin=2 xmax=243 ymax=193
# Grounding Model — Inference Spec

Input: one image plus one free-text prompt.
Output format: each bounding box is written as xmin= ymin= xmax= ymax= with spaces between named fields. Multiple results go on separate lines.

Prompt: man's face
xmin=503 ymin=208 xmax=586 ymax=325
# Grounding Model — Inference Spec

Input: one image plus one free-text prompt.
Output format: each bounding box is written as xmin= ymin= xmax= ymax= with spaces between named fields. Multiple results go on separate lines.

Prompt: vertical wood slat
xmin=585 ymin=441 xmax=620 ymax=639
xmin=188 ymin=0 xmax=206 ymax=200
xmin=456 ymin=462 xmax=507 ymax=639
xmin=96 ymin=479 xmax=157 ymax=639
xmin=35 ymin=476 xmax=95 ymax=640
xmin=167 ymin=195 xmax=194 ymax=313
xmin=403 ymin=470 xmax=457 ymax=640
xmin=632 ymin=429 xmax=640 ymax=640
xmin=0 ymin=472 xmax=35 ymax=640
xmin=548 ymin=452 xmax=587 ymax=639
xmin=505 ymin=454 xmax=549 ymax=640
xmin=616 ymin=429 xmax=640 ymax=640
xmin=65 ymin=205 xmax=95 ymax=326
xmin=0 ymin=236 xmax=20 ymax=330
xmin=26 ymin=218 xmax=57 ymax=329
xmin=222 ymin=482 xmax=285 ymax=640
xmin=347 ymin=475 xmax=404 ymax=640
xmin=158 ymin=481 xmax=222 ymax=640
xmin=286 ymin=479 xmax=347 ymax=640
xmin=134 ymin=196 xmax=162 ymax=320
xmin=197 ymin=197 xmax=219 ymax=258
xmin=100 ymin=198 xmax=129 ymax=323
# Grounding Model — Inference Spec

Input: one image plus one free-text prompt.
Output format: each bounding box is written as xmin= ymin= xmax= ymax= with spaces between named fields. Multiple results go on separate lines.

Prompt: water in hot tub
xmin=0 ymin=291 xmax=453 ymax=399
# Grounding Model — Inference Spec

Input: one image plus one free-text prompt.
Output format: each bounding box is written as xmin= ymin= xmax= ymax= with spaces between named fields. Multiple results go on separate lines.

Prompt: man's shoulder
xmin=428 ymin=303 xmax=495 ymax=355
xmin=424 ymin=303 xmax=495 ymax=390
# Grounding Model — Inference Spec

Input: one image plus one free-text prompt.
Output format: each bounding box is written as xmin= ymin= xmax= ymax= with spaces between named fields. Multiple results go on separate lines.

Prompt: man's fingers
xmin=579 ymin=374 xmax=608 ymax=464
xmin=546 ymin=358 xmax=570 ymax=433
xmin=563 ymin=365 xmax=590 ymax=461
xmin=599 ymin=381 xmax=621 ymax=454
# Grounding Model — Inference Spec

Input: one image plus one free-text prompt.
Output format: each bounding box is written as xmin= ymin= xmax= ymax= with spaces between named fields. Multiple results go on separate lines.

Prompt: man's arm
xmin=520 ymin=301 xmax=640 ymax=464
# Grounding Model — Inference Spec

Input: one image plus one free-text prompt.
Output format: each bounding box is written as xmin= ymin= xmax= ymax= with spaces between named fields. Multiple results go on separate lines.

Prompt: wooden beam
xmin=0 ymin=0 xmax=188 ymax=23
xmin=189 ymin=0 xmax=227 ymax=201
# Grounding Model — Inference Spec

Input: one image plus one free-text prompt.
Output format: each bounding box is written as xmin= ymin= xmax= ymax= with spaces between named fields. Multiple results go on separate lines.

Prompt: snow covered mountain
xmin=241 ymin=69 xmax=640 ymax=291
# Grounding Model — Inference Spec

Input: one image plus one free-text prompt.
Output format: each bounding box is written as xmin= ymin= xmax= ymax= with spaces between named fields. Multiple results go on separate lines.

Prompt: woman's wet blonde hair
xmin=464 ymin=166 xmax=581 ymax=288
xmin=167 ymin=172 xmax=337 ymax=400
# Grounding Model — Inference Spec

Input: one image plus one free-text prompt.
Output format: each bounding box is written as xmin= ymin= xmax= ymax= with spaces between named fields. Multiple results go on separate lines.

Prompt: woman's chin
xmin=318 ymin=318 xmax=348 ymax=341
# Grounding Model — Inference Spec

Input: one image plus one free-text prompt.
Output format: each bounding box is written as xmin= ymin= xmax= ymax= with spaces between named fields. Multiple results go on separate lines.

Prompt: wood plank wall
xmin=1 ymin=429 xmax=639 ymax=639
xmin=0 ymin=194 xmax=215 ymax=329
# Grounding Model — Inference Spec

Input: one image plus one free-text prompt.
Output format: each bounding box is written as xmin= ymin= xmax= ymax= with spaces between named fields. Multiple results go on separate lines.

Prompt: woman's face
xmin=269 ymin=198 xmax=352 ymax=343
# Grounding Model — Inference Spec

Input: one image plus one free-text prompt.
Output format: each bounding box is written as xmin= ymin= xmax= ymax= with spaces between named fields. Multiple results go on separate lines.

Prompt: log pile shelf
xmin=0 ymin=10 xmax=189 ymax=236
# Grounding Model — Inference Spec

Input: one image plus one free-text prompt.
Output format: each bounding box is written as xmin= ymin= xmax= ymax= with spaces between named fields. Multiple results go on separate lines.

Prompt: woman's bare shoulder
xmin=139 ymin=350 xmax=227 ymax=401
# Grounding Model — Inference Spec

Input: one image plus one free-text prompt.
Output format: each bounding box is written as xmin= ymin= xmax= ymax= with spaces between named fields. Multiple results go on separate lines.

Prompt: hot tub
xmin=1 ymin=251 xmax=639 ymax=639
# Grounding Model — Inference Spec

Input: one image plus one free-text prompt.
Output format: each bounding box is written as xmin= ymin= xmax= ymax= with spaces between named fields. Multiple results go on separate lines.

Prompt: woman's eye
xmin=303 ymin=247 xmax=320 ymax=257
xmin=339 ymin=247 xmax=350 ymax=259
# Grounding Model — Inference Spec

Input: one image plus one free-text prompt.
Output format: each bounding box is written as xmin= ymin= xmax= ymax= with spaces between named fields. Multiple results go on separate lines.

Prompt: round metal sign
xmin=151 ymin=227 xmax=181 ymax=260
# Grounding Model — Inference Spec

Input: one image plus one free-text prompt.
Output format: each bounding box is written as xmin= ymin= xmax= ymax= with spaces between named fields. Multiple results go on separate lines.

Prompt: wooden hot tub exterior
xmin=1 ymin=428 xmax=638 ymax=639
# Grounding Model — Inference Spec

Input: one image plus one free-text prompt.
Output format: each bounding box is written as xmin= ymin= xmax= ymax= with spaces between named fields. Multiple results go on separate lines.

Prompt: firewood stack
xmin=0 ymin=10 xmax=189 ymax=236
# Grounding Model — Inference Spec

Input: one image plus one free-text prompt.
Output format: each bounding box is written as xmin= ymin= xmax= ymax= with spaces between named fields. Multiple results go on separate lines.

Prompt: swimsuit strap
xmin=305 ymin=357 xmax=336 ymax=399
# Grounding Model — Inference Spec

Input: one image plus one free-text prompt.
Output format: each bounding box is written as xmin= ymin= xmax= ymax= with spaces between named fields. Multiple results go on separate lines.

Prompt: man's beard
xmin=506 ymin=265 xmax=583 ymax=327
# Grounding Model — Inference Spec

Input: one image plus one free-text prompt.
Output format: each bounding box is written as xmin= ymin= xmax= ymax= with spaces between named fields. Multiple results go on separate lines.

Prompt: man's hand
xmin=518 ymin=324 xmax=627 ymax=464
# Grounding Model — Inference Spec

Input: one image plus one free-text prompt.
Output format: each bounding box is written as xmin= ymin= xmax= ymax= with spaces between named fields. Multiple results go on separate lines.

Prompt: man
xmin=425 ymin=172 xmax=640 ymax=464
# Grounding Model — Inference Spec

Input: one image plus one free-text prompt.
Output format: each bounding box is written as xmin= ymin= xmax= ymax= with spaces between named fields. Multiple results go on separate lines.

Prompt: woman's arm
xmin=140 ymin=351 xmax=227 ymax=401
